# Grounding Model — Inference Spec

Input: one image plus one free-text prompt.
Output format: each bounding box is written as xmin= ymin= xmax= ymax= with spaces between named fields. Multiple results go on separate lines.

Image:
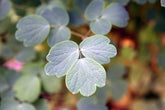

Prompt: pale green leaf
xmin=48 ymin=27 xmax=71 ymax=47
xmin=14 ymin=74 xmax=41 ymax=103
xmin=45 ymin=41 xmax=79 ymax=77
xmin=77 ymin=98 xmax=108 ymax=110
xmin=110 ymin=80 xmax=127 ymax=100
xmin=41 ymin=73 xmax=62 ymax=94
xmin=161 ymin=0 xmax=165 ymax=7
xmin=0 ymin=75 xmax=9 ymax=93
xmin=90 ymin=18 xmax=111 ymax=34
xmin=15 ymin=15 xmax=50 ymax=47
xmin=85 ymin=0 xmax=104 ymax=20
xmin=80 ymin=35 xmax=117 ymax=64
xmin=0 ymin=0 xmax=11 ymax=20
xmin=66 ymin=58 xmax=106 ymax=96
xmin=107 ymin=63 xmax=126 ymax=79
xmin=41 ymin=7 xmax=69 ymax=27
xmin=102 ymin=3 xmax=129 ymax=27
xmin=0 ymin=98 xmax=36 ymax=110
xmin=16 ymin=47 xmax=36 ymax=62
xmin=34 ymin=99 xmax=49 ymax=110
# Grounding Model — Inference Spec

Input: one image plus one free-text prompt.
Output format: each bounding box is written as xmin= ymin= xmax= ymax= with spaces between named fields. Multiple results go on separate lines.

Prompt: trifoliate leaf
xmin=34 ymin=99 xmax=49 ymax=110
xmin=80 ymin=35 xmax=117 ymax=64
xmin=66 ymin=58 xmax=106 ymax=96
xmin=90 ymin=18 xmax=112 ymax=34
xmin=41 ymin=7 xmax=69 ymax=27
xmin=15 ymin=15 xmax=50 ymax=47
xmin=13 ymin=74 xmax=41 ymax=103
xmin=0 ymin=0 xmax=11 ymax=20
xmin=41 ymin=73 xmax=62 ymax=94
xmin=85 ymin=0 xmax=104 ymax=20
xmin=45 ymin=41 xmax=79 ymax=77
xmin=102 ymin=3 xmax=129 ymax=27
xmin=161 ymin=0 xmax=165 ymax=7
xmin=48 ymin=27 xmax=71 ymax=47
xmin=77 ymin=98 xmax=108 ymax=110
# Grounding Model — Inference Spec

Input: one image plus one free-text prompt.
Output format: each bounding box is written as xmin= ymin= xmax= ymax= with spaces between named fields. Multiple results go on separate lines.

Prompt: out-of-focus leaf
xmin=15 ymin=15 xmax=50 ymax=47
xmin=90 ymin=18 xmax=112 ymax=34
xmin=102 ymin=3 xmax=129 ymax=27
xmin=45 ymin=41 xmax=79 ymax=77
xmin=158 ymin=48 xmax=165 ymax=69
xmin=68 ymin=10 xmax=85 ymax=26
xmin=72 ymin=0 xmax=91 ymax=13
xmin=13 ymin=74 xmax=41 ymax=103
xmin=115 ymin=0 xmax=130 ymax=5
xmin=21 ymin=62 xmax=44 ymax=75
xmin=0 ymin=45 xmax=14 ymax=59
xmin=107 ymin=63 xmax=126 ymax=79
xmin=0 ymin=0 xmax=11 ymax=20
xmin=161 ymin=0 xmax=165 ymax=7
xmin=66 ymin=58 xmax=106 ymax=96
xmin=0 ymin=98 xmax=36 ymax=110
xmin=48 ymin=27 xmax=71 ymax=47
xmin=106 ymin=63 xmax=127 ymax=100
xmin=34 ymin=99 xmax=49 ymax=110
xmin=80 ymin=35 xmax=117 ymax=64
xmin=110 ymin=80 xmax=127 ymax=100
xmin=41 ymin=7 xmax=69 ymax=27
xmin=16 ymin=47 xmax=36 ymax=62
xmin=121 ymin=47 xmax=136 ymax=60
xmin=77 ymin=98 xmax=108 ymax=110
xmin=1 ymin=89 xmax=15 ymax=99
xmin=0 ymin=75 xmax=9 ymax=93
xmin=0 ymin=18 xmax=11 ymax=34
xmin=133 ymin=0 xmax=147 ymax=4
xmin=85 ymin=0 xmax=104 ymax=21
xmin=41 ymin=73 xmax=62 ymax=94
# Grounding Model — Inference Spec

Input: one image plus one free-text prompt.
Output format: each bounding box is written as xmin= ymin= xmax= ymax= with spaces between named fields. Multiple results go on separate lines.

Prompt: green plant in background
xmin=1 ymin=0 xmax=165 ymax=110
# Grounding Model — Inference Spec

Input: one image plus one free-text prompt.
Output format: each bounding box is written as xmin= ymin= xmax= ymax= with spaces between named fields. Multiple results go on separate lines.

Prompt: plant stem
xmin=71 ymin=31 xmax=84 ymax=39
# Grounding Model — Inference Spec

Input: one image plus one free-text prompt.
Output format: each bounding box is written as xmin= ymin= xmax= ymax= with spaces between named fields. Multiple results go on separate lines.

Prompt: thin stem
xmin=85 ymin=30 xmax=91 ymax=36
xmin=71 ymin=31 xmax=84 ymax=38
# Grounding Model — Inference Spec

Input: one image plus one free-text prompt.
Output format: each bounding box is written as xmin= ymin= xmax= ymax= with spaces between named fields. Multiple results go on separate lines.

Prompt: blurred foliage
xmin=1 ymin=0 xmax=165 ymax=110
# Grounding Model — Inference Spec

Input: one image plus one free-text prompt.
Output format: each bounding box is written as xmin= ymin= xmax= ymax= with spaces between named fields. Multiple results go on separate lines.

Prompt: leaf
xmin=0 ymin=45 xmax=14 ymax=59
xmin=107 ymin=63 xmax=126 ymax=79
xmin=41 ymin=7 xmax=69 ymax=27
xmin=133 ymin=0 xmax=147 ymax=4
xmin=0 ymin=75 xmax=9 ymax=93
xmin=66 ymin=58 xmax=106 ymax=96
xmin=77 ymin=98 xmax=108 ymax=110
xmin=1 ymin=89 xmax=15 ymax=99
xmin=161 ymin=0 xmax=165 ymax=7
xmin=110 ymin=80 xmax=127 ymax=100
xmin=106 ymin=64 xmax=127 ymax=100
xmin=0 ymin=0 xmax=11 ymax=20
xmin=15 ymin=15 xmax=50 ymax=47
xmin=68 ymin=9 xmax=85 ymax=26
xmin=41 ymin=73 xmax=62 ymax=94
xmin=115 ymin=0 xmax=130 ymax=5
xmin=48 ymin=27 xmax=71 ymax=47
xmin=80 ymin=35 xmax=117 ymax=64
xmin=85 ymin=0 xmax=104 ymax=20
xmin=102 ymin=3 xmax=129 ymax=27
xmin=34 ymin=99 xmax=49 ymax=110
xmin=72 ymin=0 xmax=91 ymax=14
xmin=45 ymin=41 xmax=79 ymax=77
xmin=16 ymin=47 xmax=36 ymax=62
xmin=13 ymin=74 xmax=41 ymax=103
xmin=158 ymin=49 xmax=165 ymax=69
xmin=0 ymin=98 xmax=36 ymax=110
xmin=90 ymin=18 xmax=112 ymax=34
